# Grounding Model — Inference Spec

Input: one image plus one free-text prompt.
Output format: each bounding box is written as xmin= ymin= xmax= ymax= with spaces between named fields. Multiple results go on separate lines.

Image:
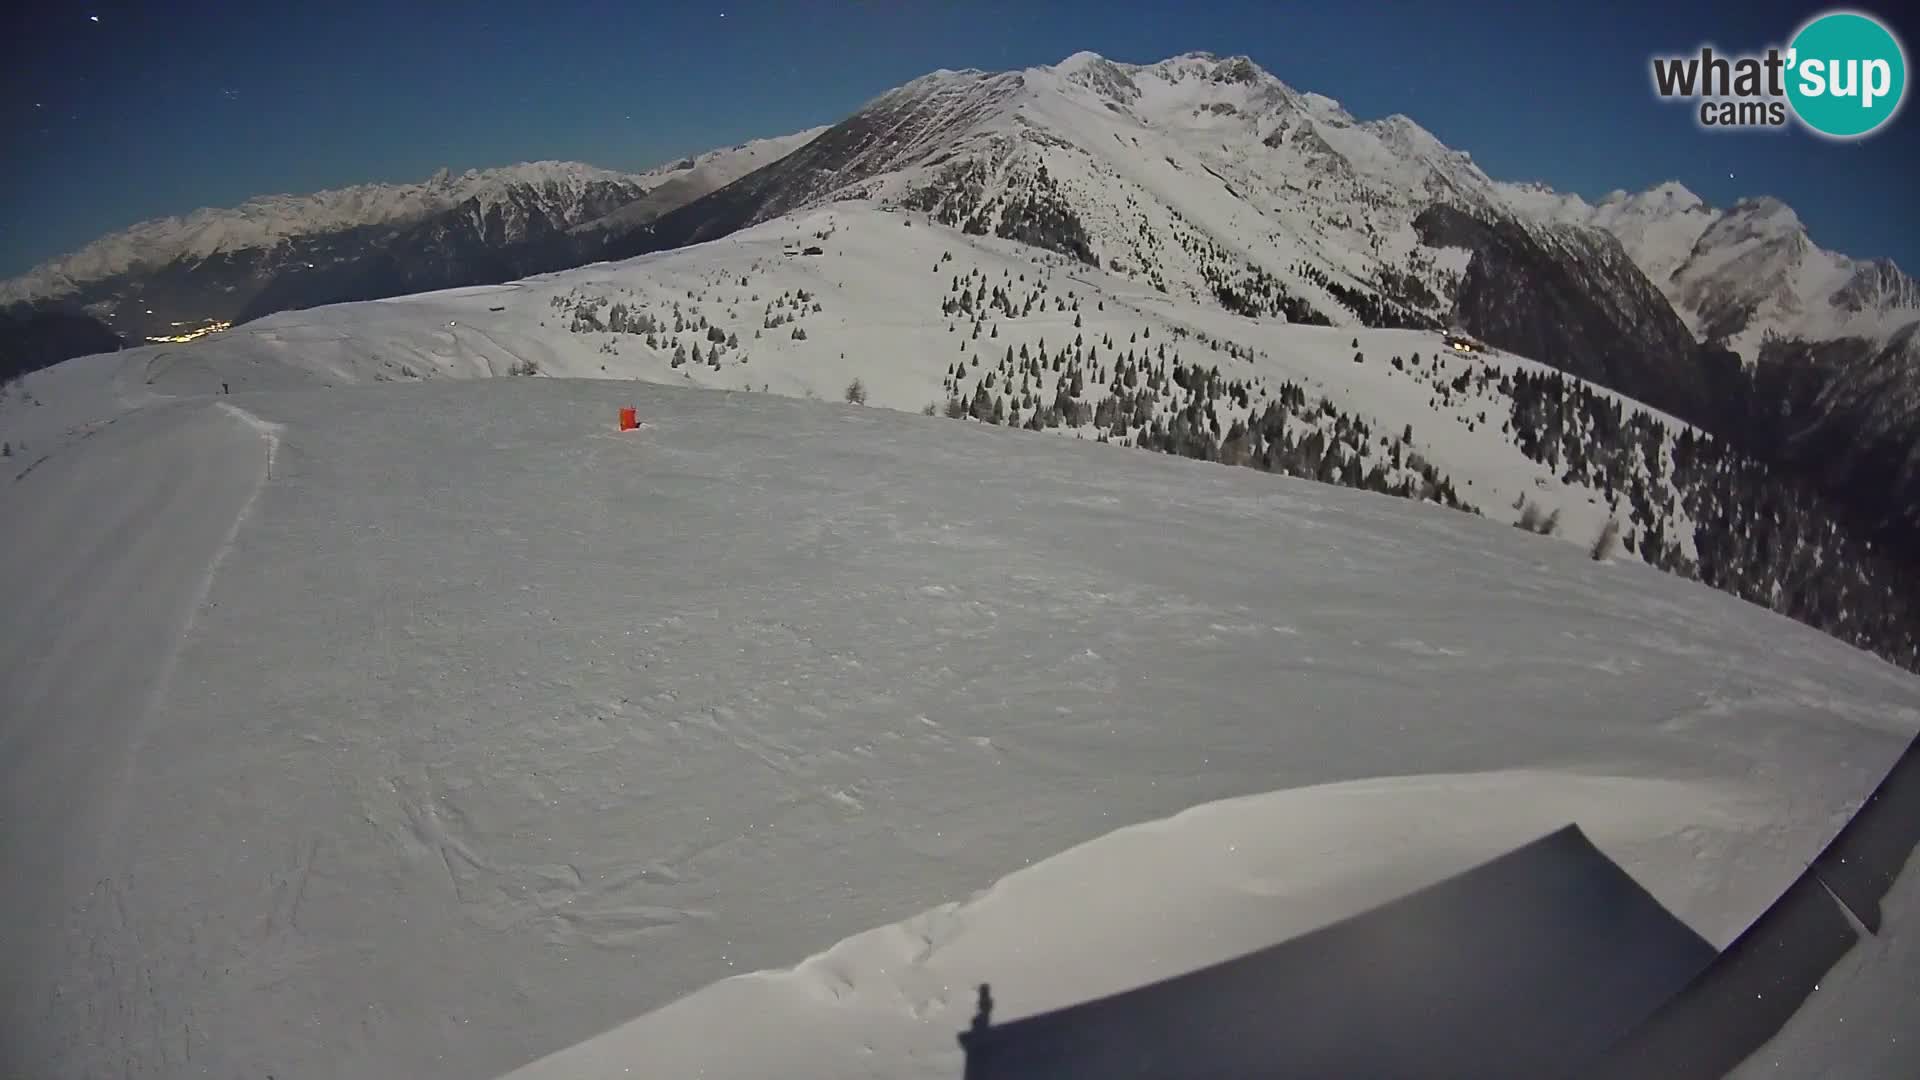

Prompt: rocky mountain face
xmin=1411 ymin=205 xmax=1709 ymax=421
xmin=605 ymin=68 xmax=1034 ymax=260
xmin=1515 ymin=183 xmax=1918 ymax=353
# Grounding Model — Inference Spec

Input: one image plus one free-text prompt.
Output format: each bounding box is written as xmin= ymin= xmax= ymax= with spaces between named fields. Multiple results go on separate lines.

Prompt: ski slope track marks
xmin=0 ymin=398 xmax=278 ymax=1076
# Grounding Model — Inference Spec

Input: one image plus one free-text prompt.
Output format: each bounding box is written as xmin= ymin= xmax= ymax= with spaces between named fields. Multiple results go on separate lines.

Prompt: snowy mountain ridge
xmin=1501 ymin=178 xmax=1920 ymax=357
xmin=1037 ymin=50 xmax=1910 ymax=360
xmin=624 ymin=49 xmax=1906 ymax=372
xmin=1 ymin=161 xmax=649 ymax=304
xmin=568 ymin=127 xmax=828 ymax=236
xmin=7 ymin=48 xmax=1906 ymax=369
xmin=0 ymin=130 xmax=833 ymax=362
xmin=0 ymin=131 xmax=827 ymax=316
xmin=621 ymin=49 xmax=1723 ymax=428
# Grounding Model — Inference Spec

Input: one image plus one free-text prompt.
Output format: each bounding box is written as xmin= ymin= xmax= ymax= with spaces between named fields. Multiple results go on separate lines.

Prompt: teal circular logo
xmin=1786 ymin=11 xmax=1907 ymax=138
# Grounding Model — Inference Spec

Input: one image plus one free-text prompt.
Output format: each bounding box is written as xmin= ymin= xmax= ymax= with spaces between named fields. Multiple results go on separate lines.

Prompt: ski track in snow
xmin=1 ymin=375 xmax=1916 ymax=1079
xmin=0 ymin=398 xmax=277 ymax=1077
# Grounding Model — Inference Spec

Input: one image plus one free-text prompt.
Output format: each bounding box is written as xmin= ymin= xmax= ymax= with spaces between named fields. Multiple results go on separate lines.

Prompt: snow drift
xmin=502 ymin=770 xmax=1770 ymax=1080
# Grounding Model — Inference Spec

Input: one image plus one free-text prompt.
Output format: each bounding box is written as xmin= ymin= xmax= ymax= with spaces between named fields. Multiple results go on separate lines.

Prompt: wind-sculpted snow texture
xmin=2 ymin=375 xmax=1917 ymax=1078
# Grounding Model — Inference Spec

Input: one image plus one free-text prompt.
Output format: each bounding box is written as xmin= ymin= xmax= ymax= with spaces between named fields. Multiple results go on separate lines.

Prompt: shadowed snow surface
xmin=2 ymin=377 xmax=1916 ymax=1079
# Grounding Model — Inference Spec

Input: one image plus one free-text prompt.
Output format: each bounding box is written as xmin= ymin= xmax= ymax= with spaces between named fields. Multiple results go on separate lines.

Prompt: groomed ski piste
xmin=5 ymin=345 xmax=1919 ymax=1076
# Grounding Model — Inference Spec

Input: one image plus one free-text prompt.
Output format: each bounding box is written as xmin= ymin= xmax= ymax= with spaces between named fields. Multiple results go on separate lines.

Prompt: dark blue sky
xmin=3 ymin=0 xmax=1914 ymax=278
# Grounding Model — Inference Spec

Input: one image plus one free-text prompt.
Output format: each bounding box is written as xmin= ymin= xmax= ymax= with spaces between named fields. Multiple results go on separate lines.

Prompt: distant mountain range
xmin=4 ymin=50 xmax=1914 ymax=547
xmin=0 ymin=130 xmax=823 ymax=366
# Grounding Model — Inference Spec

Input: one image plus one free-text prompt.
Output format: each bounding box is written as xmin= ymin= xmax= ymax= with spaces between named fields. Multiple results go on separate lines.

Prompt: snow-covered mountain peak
xmin=1833 ymin=257 xmax=1920 ymax=313
xmin=1598 ymin=181 xmax=1707 ymax=217
xmin=1722 ymin=195 xmax=1805 ymax=235
xmin=1577 ymin=182 xmax=1721 ymax=283
xmin=1135 ymin=51 xmax=1271 ymax=84
xmin=1645 ymin=180 xmax=1705 ymax=211
xmin=1663 ymin=197 xmax=1862 ymax=346
xmin=1116 ymin=57 xmax=1300 ymax=127
xmin=457 ymin=160 xmax=647 ymax=196
xmin=1495 ymin=180 xmax=1595 ymax=221
xmin=1051 ymin=51 xmax=1295 ymax=115
xmin=1036 ymin=50 xmax=1295 ymax=110
xmin=867 ymin=65 xmax=1030 ymax=136
xmin=1050 ymin=51 xmax=1145 ymax=104
xmin=1494 ymin=175 xmax=1912 ymax=357
xmin=1208 ymin=55 xmax=1270 ymax=85
xmin=894 ymin=65 xmax=1003 ymax=93
xmin=1053 ymin=49 xmax=1109 ymax=71
xmin=1690 ymin=198 xmax=1814 ymax=271
xmin=1297 ymin=90 xmax=1358 ymax=127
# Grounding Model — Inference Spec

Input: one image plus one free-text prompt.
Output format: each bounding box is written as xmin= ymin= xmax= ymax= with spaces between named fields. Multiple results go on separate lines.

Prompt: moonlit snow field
xmin=3 ymin=376 xmax=1916 ymax=1078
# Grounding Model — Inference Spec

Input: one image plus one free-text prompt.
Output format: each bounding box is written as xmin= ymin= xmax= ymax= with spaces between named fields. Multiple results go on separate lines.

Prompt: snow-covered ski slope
xmin=3 ymin=206 xmax=1709 ymax=567
xmin=2 ymin=373 xmax=1916 ymax=1079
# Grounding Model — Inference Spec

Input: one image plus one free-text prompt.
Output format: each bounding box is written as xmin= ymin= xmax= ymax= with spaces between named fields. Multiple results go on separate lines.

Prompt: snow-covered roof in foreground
xmin=1 ymin=376 xmax=1915 ymax=1079
xmin=503 ymin=770 xmax=1778 ymax=1080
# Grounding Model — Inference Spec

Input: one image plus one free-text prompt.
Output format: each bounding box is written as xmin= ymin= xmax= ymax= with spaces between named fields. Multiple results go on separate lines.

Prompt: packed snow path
xmin=2 ymin=377 xmax=1915 ymax=1079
